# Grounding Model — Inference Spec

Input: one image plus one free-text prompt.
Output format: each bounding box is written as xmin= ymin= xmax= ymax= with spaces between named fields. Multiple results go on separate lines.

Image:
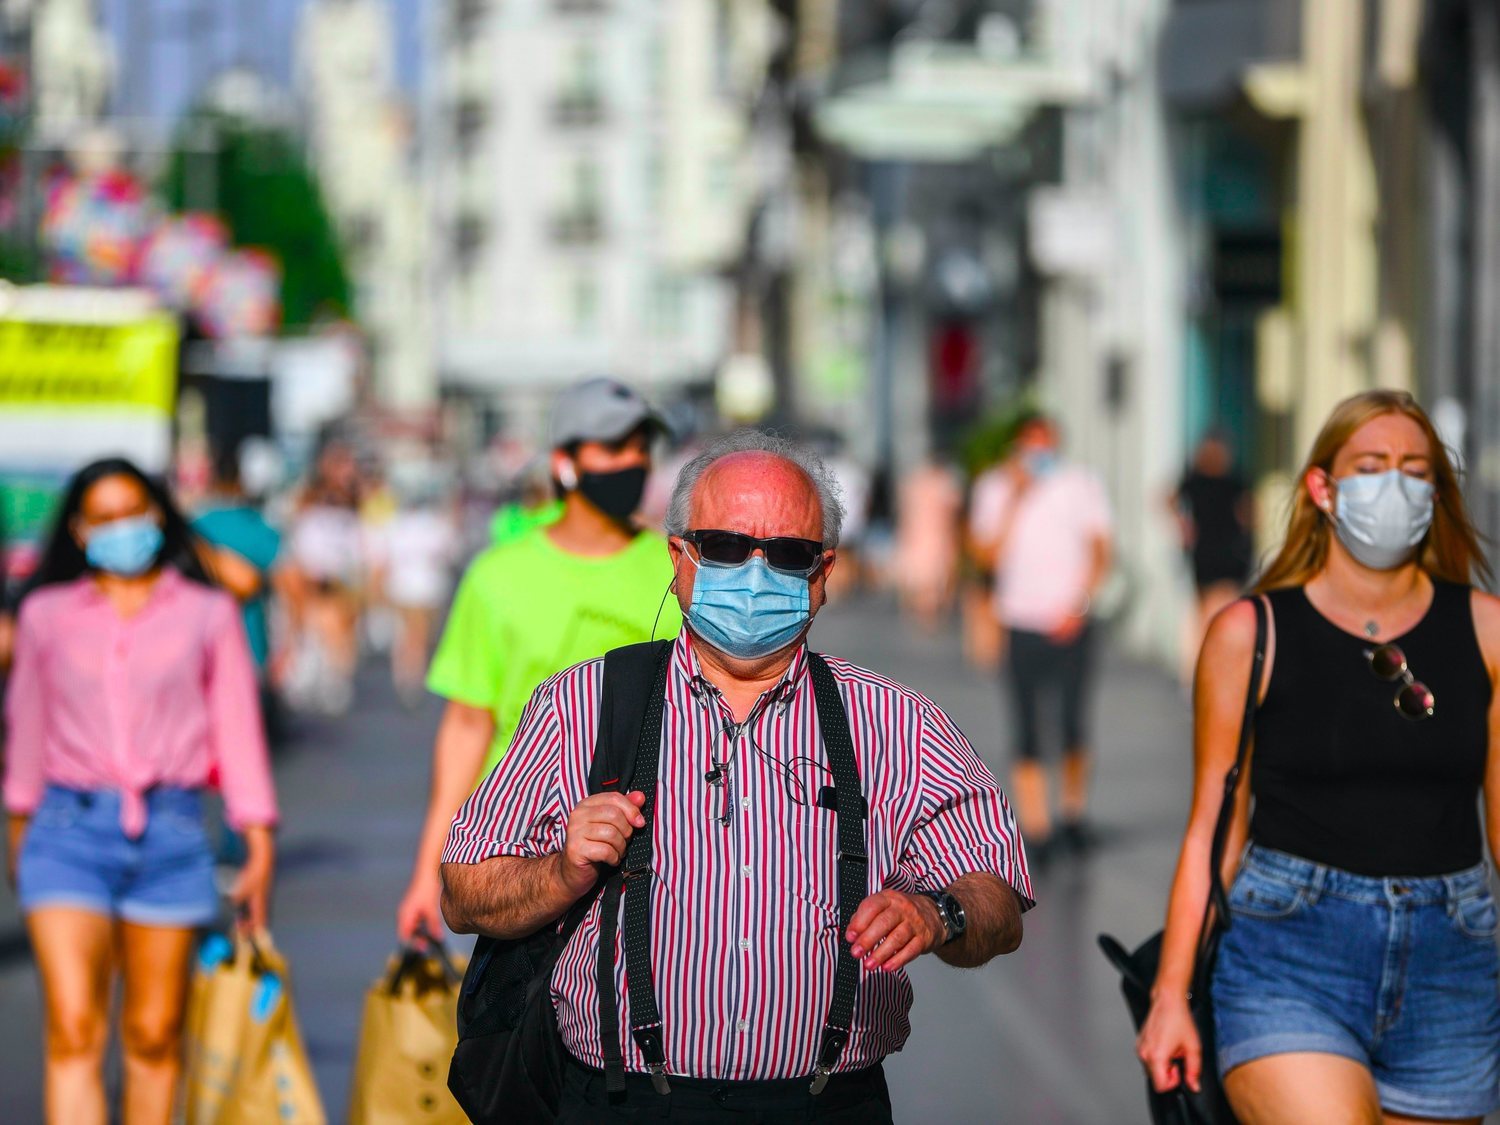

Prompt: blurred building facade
xmin=423 ymin=0 xmax=776 ymax=437
xmin=297 ymin=0 xmax=433 ymax=411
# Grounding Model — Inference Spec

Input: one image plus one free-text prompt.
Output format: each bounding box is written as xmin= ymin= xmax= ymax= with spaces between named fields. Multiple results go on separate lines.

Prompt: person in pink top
xmin=3 ymin=457 xmax=278 ymax=1125
xmin=969 ymin=413 xmax=1113 ymax=861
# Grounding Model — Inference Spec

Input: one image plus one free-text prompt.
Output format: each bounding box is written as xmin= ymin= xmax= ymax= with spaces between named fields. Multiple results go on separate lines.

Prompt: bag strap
xmin=805 ymin=652 xmax=866 ymax=1095
xmin=588 ymin=641 xmax=675 ymax=795
xmin=1199 ymin=595 xmax=1268 ymax=958
xmin=591 ymin=642 xmax=672 ymax=1094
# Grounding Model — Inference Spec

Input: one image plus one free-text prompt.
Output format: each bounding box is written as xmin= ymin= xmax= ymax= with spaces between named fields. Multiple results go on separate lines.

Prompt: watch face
xmin=942 ymin=893 xmax=967 ymax=936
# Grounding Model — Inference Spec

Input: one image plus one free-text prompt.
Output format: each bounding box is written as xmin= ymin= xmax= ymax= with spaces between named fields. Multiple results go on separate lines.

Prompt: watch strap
xmin=917 ymin=889 xmax=959 ymax=944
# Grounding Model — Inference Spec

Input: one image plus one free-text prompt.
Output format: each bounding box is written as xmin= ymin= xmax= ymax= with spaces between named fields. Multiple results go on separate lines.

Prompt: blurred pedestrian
xmin=0 ymin=508 xmax=12 ymax=675
xmin=395 ymin=378 xmax=681 ymax=943
xmin=282 ymin=439 xmax=365 ymax=715
xmin=895 ymin=455 xmax=962 ymax=630
xmin=440 ymin=431 xmax=1031 ymax=1119
xmin=1138 ymin=390 xmax=1500 ymax=1121
xmin=822 ymin=440 xmax=872 ymax=599
xmin=1170 ymin=432 xmax=1254 ymax=684
xmin=380 ymin=481 xmax=460 ymax=707
xmin=193 ymin=443 xmax=282 ymax=694
xmin=3 ymin=458 xmax=277 ymax=1125
xmin=969 ymin=412 xmax=1113 ymax=858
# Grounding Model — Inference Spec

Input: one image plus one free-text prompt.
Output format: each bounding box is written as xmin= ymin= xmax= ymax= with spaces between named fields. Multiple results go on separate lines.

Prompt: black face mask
xmin=577 ymin=466 xmax=647 ymax=520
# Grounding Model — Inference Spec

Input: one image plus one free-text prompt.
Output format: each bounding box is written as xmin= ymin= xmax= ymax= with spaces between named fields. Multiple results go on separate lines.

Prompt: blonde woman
xmin=1137 ymin=391 xmax=1500 ymax=1123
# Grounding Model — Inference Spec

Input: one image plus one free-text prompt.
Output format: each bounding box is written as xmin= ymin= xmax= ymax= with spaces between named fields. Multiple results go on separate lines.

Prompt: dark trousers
xmin=556 ymin=1054 xmax=893 ymax=1124
xmin=1006 ymin=626 xmax=1095 ymax=761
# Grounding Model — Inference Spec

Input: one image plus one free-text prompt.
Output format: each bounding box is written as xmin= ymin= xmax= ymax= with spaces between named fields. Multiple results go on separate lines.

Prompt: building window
xmin=572 ymin=274 xmax=600 ymax=329
xmin=554 ymin=40 xmax=605 ymax=126
xmin=343 ymin=213 xmax=382 ymax=265
xmin=452 ymin=97 xmax=489 ymax=158
xmin=453 ymin=213 xmax=488 ymax=272
xmin=451 ymin=0 xmax=489 ymax=44
xmin=552 ymin=158 xmax=604 ymax=243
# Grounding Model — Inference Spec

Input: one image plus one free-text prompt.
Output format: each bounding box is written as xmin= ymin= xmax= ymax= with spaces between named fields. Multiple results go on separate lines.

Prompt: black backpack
xmin=447 ymin=640 xmax=671 ymax=1123
xmin=447 ymin=640 xmax=868 ymax=1121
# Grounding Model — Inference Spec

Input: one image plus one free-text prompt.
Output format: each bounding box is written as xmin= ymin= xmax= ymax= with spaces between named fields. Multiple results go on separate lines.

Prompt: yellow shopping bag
xmin=182 ymin=931 xmax=327 ymax=1125
xmin=347 ymin=943 xmax=469 ymax=1125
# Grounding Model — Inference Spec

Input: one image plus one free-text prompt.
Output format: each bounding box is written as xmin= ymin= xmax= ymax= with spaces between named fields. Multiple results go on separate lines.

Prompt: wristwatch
xmin=916 ymin=889 xmax=967 ymax=945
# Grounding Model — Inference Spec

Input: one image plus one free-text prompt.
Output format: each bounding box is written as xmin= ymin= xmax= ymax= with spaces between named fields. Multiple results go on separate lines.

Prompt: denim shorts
xmin=1212 ymin=845 xmax=1500 ymax=1119
xmin=17 ymin=786 xmax=218 ymax=928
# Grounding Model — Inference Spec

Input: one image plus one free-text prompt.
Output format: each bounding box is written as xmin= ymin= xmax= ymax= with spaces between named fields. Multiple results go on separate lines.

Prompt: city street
xmin=0 ymin=593 xmax=1194 ymax=1122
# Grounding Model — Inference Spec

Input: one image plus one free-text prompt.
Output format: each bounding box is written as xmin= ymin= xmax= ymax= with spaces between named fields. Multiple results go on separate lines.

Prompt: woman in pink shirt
xmin=3 ymin=458 xmax=278 ymax=1125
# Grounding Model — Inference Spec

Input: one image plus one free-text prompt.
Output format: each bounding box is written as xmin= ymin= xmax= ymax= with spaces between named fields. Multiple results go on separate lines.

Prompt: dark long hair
xmin=23 ymin=458 xmax=212 ymax=599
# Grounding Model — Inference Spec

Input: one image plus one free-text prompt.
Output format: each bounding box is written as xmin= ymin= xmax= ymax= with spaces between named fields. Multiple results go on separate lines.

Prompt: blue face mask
xmin=685 ymin=554 xmax=812 ymax=660
xmin=1022 ymin=449 xmax=1058 ymax=478
xmin=1332 ymin=470 xmax=1434 ymax=571
xmin=85 ymin=515 xmax=164 ymax=576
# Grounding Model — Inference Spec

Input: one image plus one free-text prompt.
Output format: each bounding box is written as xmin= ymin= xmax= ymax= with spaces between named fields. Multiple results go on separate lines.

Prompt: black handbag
xmin=1097 ymin=596 xmax=1266 ymax=1125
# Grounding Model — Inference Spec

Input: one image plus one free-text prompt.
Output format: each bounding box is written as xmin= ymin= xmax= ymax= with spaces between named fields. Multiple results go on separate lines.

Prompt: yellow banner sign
xmin=0 ymin=316 xmax=178 ymax=414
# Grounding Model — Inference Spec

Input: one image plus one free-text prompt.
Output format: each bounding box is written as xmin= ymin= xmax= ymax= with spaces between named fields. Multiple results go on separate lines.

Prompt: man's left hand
xmin=846 ymin=890 xmax=946 ymax=972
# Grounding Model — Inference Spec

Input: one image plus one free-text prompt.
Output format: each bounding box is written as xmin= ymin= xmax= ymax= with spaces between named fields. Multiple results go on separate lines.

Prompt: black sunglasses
xmin=682 ymin=529 xmax=826 ymax=576
xmin=1365 ymin=643 xmax=1435 ymax=721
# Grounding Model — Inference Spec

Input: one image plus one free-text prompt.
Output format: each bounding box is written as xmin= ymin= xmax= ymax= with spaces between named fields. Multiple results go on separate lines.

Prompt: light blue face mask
xmin=85 ymin=515 xmax=164 ymax=576
xmin=685 ymin=553 xmax=811 ymax=660
xmin=1022 ymin=449 xmax=1058 ymax=478
xmin=1332 ymin=470 xmax=1434 ymax=571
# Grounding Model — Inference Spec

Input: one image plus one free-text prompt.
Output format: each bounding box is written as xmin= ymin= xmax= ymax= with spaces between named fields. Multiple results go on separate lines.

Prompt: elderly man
xmin=441 ymin=431 xmax=1032 ymax=1122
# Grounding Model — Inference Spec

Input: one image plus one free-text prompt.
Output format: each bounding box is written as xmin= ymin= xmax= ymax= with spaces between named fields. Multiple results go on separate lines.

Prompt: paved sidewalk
xmin=0 ymin=594 xmax=1198 ymax=1121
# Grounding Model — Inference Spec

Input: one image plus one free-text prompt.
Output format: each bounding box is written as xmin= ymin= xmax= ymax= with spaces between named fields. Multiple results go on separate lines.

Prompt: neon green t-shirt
xmin=426 ymin=527 xmax=681 ymax=781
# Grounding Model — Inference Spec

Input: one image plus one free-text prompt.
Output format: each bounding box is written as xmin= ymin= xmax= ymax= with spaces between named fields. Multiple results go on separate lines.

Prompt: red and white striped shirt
xmin=444 ymin=632 xmax=1033 ymax=1081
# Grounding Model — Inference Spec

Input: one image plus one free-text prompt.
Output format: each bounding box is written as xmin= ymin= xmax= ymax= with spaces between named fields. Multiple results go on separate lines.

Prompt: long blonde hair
xmin=1254 ymin=390 xmax=1491 ymax=592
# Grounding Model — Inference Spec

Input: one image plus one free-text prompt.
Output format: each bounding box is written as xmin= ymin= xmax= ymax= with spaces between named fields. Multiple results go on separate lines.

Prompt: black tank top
xmin=1251 ymin=582 xmax=1491 ymax=877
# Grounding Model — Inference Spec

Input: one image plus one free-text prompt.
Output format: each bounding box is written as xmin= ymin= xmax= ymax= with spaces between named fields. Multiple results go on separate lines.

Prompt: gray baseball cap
xmin=548 ymin=377 xmax=667 ymax=449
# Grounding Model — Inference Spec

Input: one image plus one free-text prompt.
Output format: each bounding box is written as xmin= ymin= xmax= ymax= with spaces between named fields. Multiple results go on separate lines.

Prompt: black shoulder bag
xmin=447 ymin=640 xmax=672 ymax=1124
xmin=1096 ymin=595 xmax=1267 ymax=1125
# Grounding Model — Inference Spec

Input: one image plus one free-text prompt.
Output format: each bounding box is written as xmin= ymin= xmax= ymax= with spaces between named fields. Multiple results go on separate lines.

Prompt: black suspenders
xmin=595 ymin=650 xmax=867 ymax=1095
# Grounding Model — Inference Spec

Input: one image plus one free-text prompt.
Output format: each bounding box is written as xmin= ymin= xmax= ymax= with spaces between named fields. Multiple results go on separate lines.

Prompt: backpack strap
xmin=589 ymin=641 xmax=672 ymax=1094
xmin=593 ymin=646 xmax=866 ymax=1097
xmin=805 ymin=652 xmax=866 ymax=1094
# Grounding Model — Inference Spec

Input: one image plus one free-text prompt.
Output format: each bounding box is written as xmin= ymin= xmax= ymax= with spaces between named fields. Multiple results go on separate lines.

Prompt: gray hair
xmin=665 ymin=430 xmax=846 ymax=547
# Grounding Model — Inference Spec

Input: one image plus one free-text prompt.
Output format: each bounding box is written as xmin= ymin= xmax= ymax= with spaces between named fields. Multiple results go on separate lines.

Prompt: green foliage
xmin=161 ymin=111 xmax=351 ymax=329
xmin=957 ymin=390 xmax=1043 ymax=480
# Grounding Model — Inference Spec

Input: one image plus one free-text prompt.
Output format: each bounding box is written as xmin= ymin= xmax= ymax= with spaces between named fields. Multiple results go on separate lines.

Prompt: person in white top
xmin=377 ymin=490 xmax=460 ymax=705
xmin=969 ymin=413 xmax=1113 ymax=859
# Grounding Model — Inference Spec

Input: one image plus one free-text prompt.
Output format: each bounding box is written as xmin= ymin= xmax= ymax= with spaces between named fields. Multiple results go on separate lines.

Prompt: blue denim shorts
xmin=1212 ymin=845 xmax=1500 ymax=1119
xmin=17 ymin=786 xmax=218 ymax=928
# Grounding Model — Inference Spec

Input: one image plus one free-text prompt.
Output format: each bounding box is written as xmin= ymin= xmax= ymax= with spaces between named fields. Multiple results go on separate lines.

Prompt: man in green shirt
xmin=396 ymin=378 xmax=681 ymax=942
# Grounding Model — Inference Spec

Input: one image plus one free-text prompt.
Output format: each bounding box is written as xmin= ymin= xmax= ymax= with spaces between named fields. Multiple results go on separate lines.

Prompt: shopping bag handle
xmin=390 ymin=923 xmax=462 ymax=993
xmin=233 ymin=903 xmax=274 ymax=975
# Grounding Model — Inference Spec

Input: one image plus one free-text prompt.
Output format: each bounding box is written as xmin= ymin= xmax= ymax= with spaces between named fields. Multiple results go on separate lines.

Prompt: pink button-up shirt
xmin=3 ymin=570 xmax=278 ymax=838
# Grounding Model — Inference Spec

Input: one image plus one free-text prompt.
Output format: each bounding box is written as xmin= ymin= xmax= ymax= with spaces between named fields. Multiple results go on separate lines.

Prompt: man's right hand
xmin=397 ymin=870 xmax=446 ymax=945
xmin=555 ymin=791 xmax=648 ymax=899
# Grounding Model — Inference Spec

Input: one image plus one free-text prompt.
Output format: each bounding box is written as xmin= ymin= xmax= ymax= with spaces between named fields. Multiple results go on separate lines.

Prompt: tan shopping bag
xmin=347 ymin=944 xmax=469 ymax=1125
xmin=182 ymin=931 xmax=328 ymax=1125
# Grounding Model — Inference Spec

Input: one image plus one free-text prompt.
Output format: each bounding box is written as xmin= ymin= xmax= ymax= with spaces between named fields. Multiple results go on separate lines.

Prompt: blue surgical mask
xmin=1022 ymin=449 xmax=1058 ymax=478
xmin=685 ymin=554 xmax=811 ymax=660
xmin=85 ymin=515 xmax=164 ymax=576
xmin=1332 ymin=470 xmax=1434 ymax=571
